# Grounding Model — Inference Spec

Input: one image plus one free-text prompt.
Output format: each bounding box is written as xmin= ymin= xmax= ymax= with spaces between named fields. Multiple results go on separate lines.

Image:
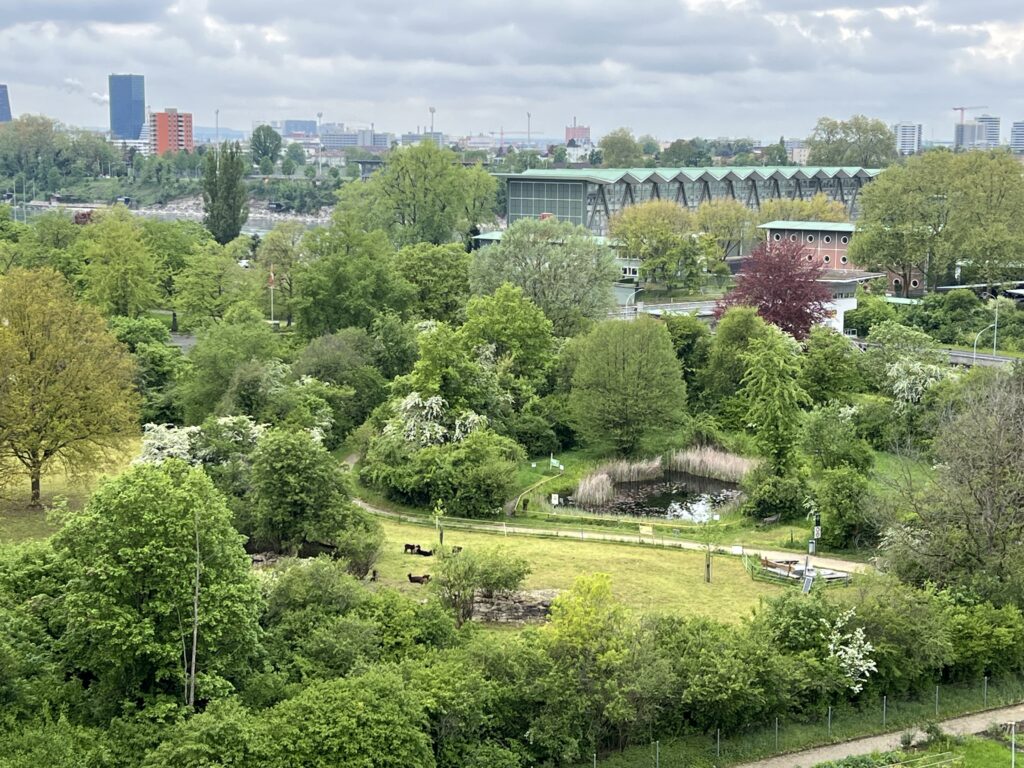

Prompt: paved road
xmin=734 ymin=702 xmax=1024 ymax=768
xmin=353 ymin=498 xmax=869 ymax=575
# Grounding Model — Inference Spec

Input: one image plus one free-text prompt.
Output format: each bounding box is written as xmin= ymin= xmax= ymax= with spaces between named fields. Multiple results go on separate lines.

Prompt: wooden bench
xmin=757 ymin=514 xmax=781 ymax=527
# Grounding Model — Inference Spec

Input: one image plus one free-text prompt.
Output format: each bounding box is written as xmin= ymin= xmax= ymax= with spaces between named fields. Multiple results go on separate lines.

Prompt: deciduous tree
xmin=0 ymin=268 xmax=139 ymax=504
xmin=717 ymin=238 xmax=831 ymax=340
xmin=469 ymin=217 xmax=617 ymax=336
xmin=394 ymin=241 xmax=471 ymax=323
xmin=55 ymin=461 xmax=260 ymax=713
xmin=807 ymin=115 xmax=898 ymax=168
xmin=570 ymin=317 xmax=687 ymax=455
xmin=250 ymin=125 xmax=282 ymax=166
xmin=599 ymin=128 xmax=644 ymax=167
xmin=79 ymin=206 xmax=161 ymax=317
xmin=202 ymin=142 xmax=249 ymax=245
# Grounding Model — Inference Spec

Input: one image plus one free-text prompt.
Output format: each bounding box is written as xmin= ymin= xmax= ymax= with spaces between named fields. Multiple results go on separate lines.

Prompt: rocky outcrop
xmin=474 ymin=589 xmax=560 ymax=624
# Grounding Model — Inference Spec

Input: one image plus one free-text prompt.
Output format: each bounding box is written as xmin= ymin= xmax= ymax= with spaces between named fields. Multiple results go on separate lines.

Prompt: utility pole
xmin=215 ymin=108 xmax=220 ymax=170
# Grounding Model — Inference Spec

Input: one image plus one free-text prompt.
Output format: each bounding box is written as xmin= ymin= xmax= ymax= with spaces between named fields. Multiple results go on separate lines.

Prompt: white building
xmin=893 ymin=122 xmax=922 ymax=156
xmin=976 ymin=115 xmax=1001 ymax=148
xmin=1010 ymin=122 xmax=1024 ymax=154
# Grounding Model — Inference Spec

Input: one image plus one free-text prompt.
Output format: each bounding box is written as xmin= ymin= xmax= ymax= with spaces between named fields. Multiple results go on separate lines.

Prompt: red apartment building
xmin=149 ymin=108 xmax=194 ymax=155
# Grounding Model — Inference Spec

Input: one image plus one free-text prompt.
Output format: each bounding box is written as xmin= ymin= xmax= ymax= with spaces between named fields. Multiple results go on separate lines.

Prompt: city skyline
xmin=4 ymin=1 xmax=1024 ymax=142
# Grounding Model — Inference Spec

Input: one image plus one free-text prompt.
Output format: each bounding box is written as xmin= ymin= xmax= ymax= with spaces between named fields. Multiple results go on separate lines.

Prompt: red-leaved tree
xmin=716 ymin=239 xmax=832 ymax=339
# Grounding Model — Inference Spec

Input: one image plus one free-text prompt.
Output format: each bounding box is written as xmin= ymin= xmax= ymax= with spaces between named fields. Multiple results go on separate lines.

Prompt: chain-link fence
xmin=589 ymin=675 xmax=1024 ymax=767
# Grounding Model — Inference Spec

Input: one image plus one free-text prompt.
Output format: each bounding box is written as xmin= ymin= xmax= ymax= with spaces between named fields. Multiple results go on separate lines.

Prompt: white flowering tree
xmin=821 ymin=608 xmax=877 ymax=694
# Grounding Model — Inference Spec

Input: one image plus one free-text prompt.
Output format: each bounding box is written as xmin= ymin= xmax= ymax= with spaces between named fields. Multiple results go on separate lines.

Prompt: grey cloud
xmin=3 ymin=0 xmax=1024 ymax=141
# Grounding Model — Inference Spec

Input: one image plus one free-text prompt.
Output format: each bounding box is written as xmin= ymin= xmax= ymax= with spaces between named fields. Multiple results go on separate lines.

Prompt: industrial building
xmin=502 ymin=166 xmax=880 ymax=235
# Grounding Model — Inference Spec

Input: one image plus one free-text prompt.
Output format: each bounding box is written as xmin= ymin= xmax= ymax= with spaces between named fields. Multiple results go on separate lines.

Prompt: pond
xmin=568 ymin=471 xmax=741 ymax=522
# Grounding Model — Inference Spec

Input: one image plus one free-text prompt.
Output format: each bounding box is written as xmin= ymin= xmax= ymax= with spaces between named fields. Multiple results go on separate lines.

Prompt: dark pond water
xmin=570 ymin=471 xmax=740 ymax=521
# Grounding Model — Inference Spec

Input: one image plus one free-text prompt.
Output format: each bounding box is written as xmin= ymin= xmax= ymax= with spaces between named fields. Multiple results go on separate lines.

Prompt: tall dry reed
xmin=667 ymin=446 xmax=756 ymax=484
xmin=597 ymin=457 xmax=664 ymax=483
xmin=574 ymin=472 xmax=615 ymax=506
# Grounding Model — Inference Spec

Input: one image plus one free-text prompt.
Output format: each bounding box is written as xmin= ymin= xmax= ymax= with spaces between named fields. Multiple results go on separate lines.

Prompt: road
xmin=734 ymin=702 xmax=1024 ymax=768
xmin=353 ymin=498 xmax=869 ymax=574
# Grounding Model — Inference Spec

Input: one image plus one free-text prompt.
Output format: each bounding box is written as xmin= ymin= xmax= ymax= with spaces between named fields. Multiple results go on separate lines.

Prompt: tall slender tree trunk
xmin=187 ymin=509 xmax=200 ymax=707
xmin=29 ymin=468 xmax=41 ymax=507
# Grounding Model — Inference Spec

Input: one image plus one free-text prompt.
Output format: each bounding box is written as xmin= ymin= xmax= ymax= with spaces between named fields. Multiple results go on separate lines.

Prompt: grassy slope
xmin=374 ymin=518 xmax=784 ymax=619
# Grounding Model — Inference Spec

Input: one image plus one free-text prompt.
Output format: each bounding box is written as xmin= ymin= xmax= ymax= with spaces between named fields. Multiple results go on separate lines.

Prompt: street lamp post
xmin=626 ymin=286 xmax=645 ymax=317
xmin=973 ymin=324 xmax=995 ymax=364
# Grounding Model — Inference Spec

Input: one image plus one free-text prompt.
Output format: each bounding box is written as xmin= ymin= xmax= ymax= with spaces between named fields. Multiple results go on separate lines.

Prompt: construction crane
xmin=952 ymin=105 xmax=988 ymax=125
xmin=489 ymin=126 xmax=545 ymax=151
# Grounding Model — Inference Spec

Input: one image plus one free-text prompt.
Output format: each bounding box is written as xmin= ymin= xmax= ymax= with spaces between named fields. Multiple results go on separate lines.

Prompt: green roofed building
xmin=500 ymin=166 xmax=881 ymax=235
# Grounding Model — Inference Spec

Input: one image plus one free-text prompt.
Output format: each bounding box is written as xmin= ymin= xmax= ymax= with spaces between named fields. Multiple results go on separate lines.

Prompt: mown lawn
xmin=0 ymin=439 xmax=140 ymax=544
xmin=373 ymin=518 xmax=785 ymax=620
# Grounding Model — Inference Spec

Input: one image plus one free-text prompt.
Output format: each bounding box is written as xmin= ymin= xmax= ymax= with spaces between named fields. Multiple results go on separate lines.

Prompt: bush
xmin=742 ymin=467 xmax=809 ymax=521
xmin=815 ymin=467 xmax=879 ymax=549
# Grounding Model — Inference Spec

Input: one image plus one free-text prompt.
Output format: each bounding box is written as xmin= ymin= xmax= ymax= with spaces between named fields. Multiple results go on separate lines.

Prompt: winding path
xmin=353 ymin=498 xmax=869 ymax=575
xmin=734 ymin=702 xmax=1024 ymax=767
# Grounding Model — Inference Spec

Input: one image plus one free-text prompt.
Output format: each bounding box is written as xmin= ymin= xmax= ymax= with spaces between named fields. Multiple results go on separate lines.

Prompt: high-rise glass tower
xmin=108 ymin=74 xmax=145 ymax=140
xmin=0 ymin=84 xmax=11 ymax=123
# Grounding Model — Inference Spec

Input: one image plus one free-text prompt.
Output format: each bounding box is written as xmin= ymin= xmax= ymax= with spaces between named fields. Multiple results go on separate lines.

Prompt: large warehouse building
xmin=502 ymin=166 xmax=880 ymax=235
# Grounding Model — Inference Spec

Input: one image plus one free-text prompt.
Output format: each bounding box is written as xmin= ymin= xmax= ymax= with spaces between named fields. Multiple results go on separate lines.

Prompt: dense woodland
xmin=2 ymin=137 xmax=1024 ymax=767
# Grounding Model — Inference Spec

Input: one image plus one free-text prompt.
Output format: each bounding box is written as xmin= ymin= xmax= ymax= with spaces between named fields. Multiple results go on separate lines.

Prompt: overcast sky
xmin=3 ymin=0 xmax=1023 ymax=143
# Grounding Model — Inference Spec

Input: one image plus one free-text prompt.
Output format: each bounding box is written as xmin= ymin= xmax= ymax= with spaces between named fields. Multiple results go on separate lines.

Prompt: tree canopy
xmin=0 ymin=268 xmax=139 ymax=504
xmin=202 ymin=142 xmax=250 ymax=245
xmin=469 ymin=217 xmax=617 ymax=336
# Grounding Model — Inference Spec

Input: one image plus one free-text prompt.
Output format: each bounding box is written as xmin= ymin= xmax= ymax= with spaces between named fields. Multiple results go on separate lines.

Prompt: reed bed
xmin=597 ymin=457 xmax=664 ymax=484
xmin=574 ymin=472 xmax=615 ymax=507
xmin=667 ymin=446 xmax=757 ymax=484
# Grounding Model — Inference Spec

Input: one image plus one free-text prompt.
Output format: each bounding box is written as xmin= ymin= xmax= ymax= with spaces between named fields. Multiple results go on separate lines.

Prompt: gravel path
xmin=734 ymin=703 xmax=1024 ymax=768
xmin=353 ymin=498 xmax=868 ymax=574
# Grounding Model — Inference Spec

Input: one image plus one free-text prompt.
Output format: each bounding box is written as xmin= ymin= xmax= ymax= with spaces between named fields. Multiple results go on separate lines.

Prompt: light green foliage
xmin=800 ymin=326 xmax=862 ymax=404
xmin=882 ymin=369 xmax=1024 ymax=607
xmin=0 ymin=268 xmax=139 ymax=503
xmin=740 ymin=326 xmax=809 ymax=469
xmin=202 ymin=142 xmax=249 ymax=245
xmin=336 ymin=142 xmax=496 ymax=245
xmin=693 ymin=198 xmax=756 ymax=257
xmin=256 ymin=221 xmax=305 ymax=326
xmin=285 ymin=142 xmax=306 ymax=165
xmin=815 ymin=467 xmax=877 ymax=549
xmin=79 ymin=206 xmax=161 ymax=317
xmin=460 ymin=283 xmax=555 ymax=383
xmin=469 ymin=217 xmax=618 ymax=336
xmin=293 ymin=221 xmax=413 ymax=337
xmin=174 ymin=240 xmax=260 ymax=329
xmin=807 ymin=115 xmax=898 ymax=168
xmin=863 ymin=320 xmax=944 ymax=392
xmin=610 ymin=200 xmax=726 ymax=291
xmin=569 ymin=317 xmax=687 ymax=455
xmin=254 ymin=669 xmax=434 ymax=768
xmin=432 ymin=546 xmax=531 ymax=625
xmin=7 ymin=210 xmax=80 ymax=279
xmin=401 ymin=323 xmax=502 ymax=414
xmin=362 ymin=427 xmax=524 ymax=518
xmin=259 ymin=558 xmax=456 ymax=686
xmin=757 ymin=193 xmax=850 ymax=225
xmin=599 ymin=127 xmax=644 ymax=167
xmin=249 ymin=125 xmax=282 ymax=165
xmin=800 ymin=403 xmax=874 ymax=472
xmin=141 ymin=219 xmax=214 ymax=299
xmin=141 ymin=699 xmax=259 ymax=768
xmin=394 ymin=241 xmax=471 ymax=323
xmin=700 ymin=305 xmax=770 ymax=421
xmin=55 ymin=461 xmax=261 ymax=713
xmin=175 ymin=303 xmax=279 ymax=424
xmin=843 ymin=286 xmax=896 ymax=337
xmin=250 ymin=428 xmax=349 ymax=549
